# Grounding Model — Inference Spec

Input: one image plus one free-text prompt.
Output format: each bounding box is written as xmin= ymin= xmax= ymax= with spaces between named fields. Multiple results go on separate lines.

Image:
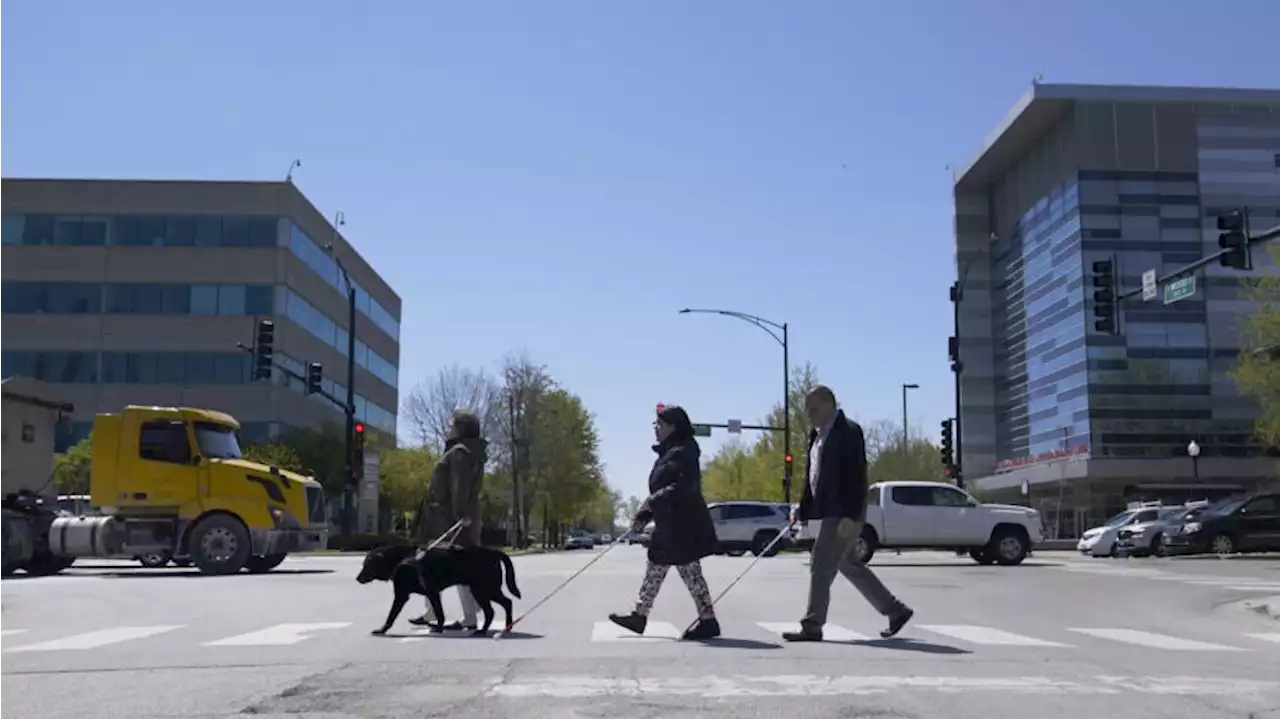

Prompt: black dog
xmin=357 ymin=544 xmax=522 ymax=637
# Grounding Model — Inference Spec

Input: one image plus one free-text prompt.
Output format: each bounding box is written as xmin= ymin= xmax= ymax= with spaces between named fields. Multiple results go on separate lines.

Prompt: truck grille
xmin=305 ymin=485 xmax=327 ymax=526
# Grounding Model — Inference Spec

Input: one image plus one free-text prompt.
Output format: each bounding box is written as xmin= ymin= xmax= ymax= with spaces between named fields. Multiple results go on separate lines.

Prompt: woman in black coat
xmin=609 ymin=404 xmax=721 ymax=641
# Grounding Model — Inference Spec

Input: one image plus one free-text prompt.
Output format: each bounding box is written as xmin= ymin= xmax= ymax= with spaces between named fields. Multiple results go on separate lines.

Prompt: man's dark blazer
xmin=796 ymin=410 xmax=870 ymax=523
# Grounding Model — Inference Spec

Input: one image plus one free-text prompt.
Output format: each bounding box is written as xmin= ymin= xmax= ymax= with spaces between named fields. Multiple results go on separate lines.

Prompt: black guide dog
xmin=357 ymin=543 xmax=522 ymax=637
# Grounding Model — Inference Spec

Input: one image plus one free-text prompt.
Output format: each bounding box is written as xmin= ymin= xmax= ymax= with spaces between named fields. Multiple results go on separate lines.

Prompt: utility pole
xmin=508 ymin=389 xmax=523 ymax=548
xmin=324 ymin=212 xmax=358 ymax=551
xmin=949 ymin=260 xmax=973 ymax=489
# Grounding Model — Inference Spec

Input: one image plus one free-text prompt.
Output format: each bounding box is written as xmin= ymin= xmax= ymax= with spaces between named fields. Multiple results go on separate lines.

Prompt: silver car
xmin=1115 ymin=502 xmax=1210 ymax=557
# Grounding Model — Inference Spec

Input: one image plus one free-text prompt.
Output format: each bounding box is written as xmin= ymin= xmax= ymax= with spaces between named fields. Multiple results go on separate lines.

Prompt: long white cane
xmin=680 ymin=520 xmax=798 ymax=637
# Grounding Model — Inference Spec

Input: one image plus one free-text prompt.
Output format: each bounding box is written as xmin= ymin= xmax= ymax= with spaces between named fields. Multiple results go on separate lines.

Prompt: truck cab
xmin=48 ymin=405 xmax=328 ymax=575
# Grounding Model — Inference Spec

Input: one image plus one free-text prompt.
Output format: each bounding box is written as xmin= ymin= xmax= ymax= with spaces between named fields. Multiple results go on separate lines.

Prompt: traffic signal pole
xmin=341 ymin=280 xmax=357 ymax=551
xmin=1113 ymin=216 xmax=1278 ymax=304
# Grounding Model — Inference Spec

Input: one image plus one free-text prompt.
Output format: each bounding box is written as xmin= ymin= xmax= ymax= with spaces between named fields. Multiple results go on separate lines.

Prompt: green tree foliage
xmin=241 ymin=443 xmax=306 ymax=474
xmin=1231 ymin=244 xmax=1280 ymax=449
xmin=702 ymin=365 xmax=951 ymax=502
xmin=53 ymin=436 xmax=93 ymax=495
xmin=378 ymin=445 xmax=437 ymax=533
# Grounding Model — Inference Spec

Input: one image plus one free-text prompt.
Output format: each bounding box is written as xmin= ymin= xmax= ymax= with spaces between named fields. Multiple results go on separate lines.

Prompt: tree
xmin=53 ymin=436 xmax=93 ymax=496
xmin=1231 ymin=244 xmax=1280 ymax=450
xmin=241 ymin=443 xmax=306 ymax=474
xmin=379 ymin=445 xmax=436 ymax=534
xmin=863 ymin=419 xmax=947 ymax=484
xmin=401 ymin=365 xmax=503 ymax=452
xmin=273 ymin=423 xmax=348 ymax=496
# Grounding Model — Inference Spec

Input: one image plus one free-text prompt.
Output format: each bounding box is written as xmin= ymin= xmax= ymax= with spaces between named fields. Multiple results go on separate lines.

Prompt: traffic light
xmin=351 ymin=422 xmax=365 ymax=487
xmin=1091 ymin=259 xmax=1117 ymax=335
xmin=1217 ymin=208 xmax=1252 ymax=271
xmin=253 ymin=320 xmax=274 ymax=380
xmin=940 ymin=419 xmax=954 ymax=466
xmin=305 ymin=362 xmax=323 ymax=395
xmin=784 ymin=454 xmax=793 ymax=465
xmin=656 ymin=403 xmax=665 ymax=412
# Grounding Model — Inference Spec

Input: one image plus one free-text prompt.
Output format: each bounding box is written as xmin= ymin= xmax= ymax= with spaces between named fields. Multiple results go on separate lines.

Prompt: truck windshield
xmin=194 ymin=422 xmax=244 ymax=460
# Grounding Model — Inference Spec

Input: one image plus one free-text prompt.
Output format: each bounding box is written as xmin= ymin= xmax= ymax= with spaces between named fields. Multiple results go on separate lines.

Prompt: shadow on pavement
xmin=97 ymin=569 xmax=335 ymax=578
xmin=844 ymin=637 xmax=971 ymax=654
xmin=385 ymin=630 xmax=545 ymax=640
xmin=805 ymin=562 xmax=1064 ymax=569
xmin=697 ymin=637 xmax=784 ymax=650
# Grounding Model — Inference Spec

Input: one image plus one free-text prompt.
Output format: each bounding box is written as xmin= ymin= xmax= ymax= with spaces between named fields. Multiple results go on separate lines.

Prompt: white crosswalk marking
xmin=590 ymin=620 xmax=680 ymax=642
xmin=1 ymin=630 xmax=29 ymax=637
xmin=202 ymin=622 xmax=352 ymax=647
xmin=1067 ymin=628 xmax=1245 ymax=651
xmin=1246 ymin=633 xmax=1280 ymax=645
xmin=756 ymin=622 xmax=871 ymax=642
xmin=4 ymin=625 xmax=183 ymax=653
xmin=917 ymin=625 xmax=1071 ymax=647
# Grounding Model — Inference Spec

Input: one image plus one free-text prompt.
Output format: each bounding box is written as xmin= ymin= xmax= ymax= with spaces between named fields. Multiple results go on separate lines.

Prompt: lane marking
xmin=1 ymin=630 xmax=29 ymax=637
xmin=756 ymin=622 xmax=871 ymax=642
xmin=1246 ymin=633 xmax=1280 ymax=645
xmin=485 ymin=674 xmax=1280 ymax=698
xmin=916 ymin=624 xmax=1071 ymax=647
xmin=202 ymin=622 xmax=352 ymax=647
xmin=1225 ymin=585 xmax=1280 ymax=592
xmin=4 ymin=625 xmax=183 ymax=653
xmin=1067 ymin=628 xmax=1245 ymax=651
xmin=590 ymin=621 xmax=679 ymax=642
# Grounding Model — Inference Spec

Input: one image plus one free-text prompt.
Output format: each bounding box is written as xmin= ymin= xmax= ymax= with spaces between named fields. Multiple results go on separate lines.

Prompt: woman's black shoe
xmin=682 ymin=617 xmax=721 ymax=641
xmin=608 ymin=612 xmax=647 ymax=635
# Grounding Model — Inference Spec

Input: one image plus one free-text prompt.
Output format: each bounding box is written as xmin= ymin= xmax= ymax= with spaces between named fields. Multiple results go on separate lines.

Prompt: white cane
xmin=423 ymin=519 xmax=467 ymax=551
xmin=494 ymin=529 xmax=634 ymax=640
xmin=680 ymin=520 xmax=798 ymax=637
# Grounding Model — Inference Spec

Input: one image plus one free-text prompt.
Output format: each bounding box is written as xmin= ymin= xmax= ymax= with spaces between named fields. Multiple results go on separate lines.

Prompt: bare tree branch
xmin=400 ymin=365 xmax=503 ymax=452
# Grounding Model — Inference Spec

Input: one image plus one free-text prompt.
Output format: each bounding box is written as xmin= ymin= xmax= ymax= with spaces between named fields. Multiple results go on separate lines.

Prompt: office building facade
xmin=1 ymin=179 xmax=401 ymax=451
xmin=953 ymin=84 xmax=1280 ymax=535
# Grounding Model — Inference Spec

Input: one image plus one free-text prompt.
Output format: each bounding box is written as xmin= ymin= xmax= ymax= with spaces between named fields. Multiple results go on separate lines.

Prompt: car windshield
xmin=1203 ymin=497 xmax=1248 ymax=516
xmin=1104 ymin=511 xmax=1135 ymax=527
xmin=194 ymin=422 xmax=244 ymax=460
xmin=1157 ymin=508 xmax=1184 ymax=521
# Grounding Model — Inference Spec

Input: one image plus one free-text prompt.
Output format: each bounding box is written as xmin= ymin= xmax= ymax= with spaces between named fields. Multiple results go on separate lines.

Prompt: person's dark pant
xmin=802 ymin=517 xmax=906 ymax=632
xmin=635 ymin=560 xmax=714 ymax=618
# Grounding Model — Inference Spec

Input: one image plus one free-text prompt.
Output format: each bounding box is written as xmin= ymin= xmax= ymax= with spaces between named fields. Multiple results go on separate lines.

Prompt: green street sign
xmin=692 ymin=424 xmax=712 ymax=437
xmin=1163 ymin=275 xmax=1196 ymax=305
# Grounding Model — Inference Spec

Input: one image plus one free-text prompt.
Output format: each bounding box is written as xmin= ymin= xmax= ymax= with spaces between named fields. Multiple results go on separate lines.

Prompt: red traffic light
xmin=354 ymin=423 xmax=365 ymax=434
xmin=656 ymin=403 xmax=665 ymax=412
xmin=944 ymin=465 xmax=953 ymax=478
xmin=784 ymin=454 xmax=793 ymax=463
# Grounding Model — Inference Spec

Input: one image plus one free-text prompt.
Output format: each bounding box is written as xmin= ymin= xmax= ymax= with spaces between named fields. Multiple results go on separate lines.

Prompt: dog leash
xmin=680 ymin=519 xmax=798 ymax=638
xmin=494 ymin=529 xmax=634 ymax=641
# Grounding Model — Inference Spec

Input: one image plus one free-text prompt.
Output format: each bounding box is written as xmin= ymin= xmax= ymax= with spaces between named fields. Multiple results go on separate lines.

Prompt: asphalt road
xmin=2 ymin=547 xmax=1279 ymax=719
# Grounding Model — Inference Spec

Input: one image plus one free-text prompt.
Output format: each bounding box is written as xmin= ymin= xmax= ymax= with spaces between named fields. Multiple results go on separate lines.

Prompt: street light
xmin=1187 ymin=440 xmax=1201 ymax=482
xmin=324 ymin=211 xmax=358 ymax=551
xmin=901 ymin=383 xmax=919 ymax=451
xmin=678 ymin=308 xmax=792 ymax=505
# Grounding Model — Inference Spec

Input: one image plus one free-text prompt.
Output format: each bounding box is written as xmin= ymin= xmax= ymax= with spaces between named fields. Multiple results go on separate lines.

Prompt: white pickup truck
xmin=794 ymin=481 xmax=1044 ymax=566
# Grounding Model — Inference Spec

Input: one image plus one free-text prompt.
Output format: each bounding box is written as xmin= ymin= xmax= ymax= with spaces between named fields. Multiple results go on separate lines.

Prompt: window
xmin=52 ymin=217 xmax=108 ymax=246
xmin=193 ymin=422 xmax=243 ymax=460
xmin=217 ymin=284 xmax=246 ymax=315
xmin=106 ymin=283 xmax=190 ymax=314
xmin=1 ymin=282 xmax=103 ymax=314
xmin=1 ymin=351 xmax=97 ymax=383
xmin=932 ymin=487 xmax=973 ymax=507
xmin=1243 ymin=496 xmax=1279 ymax=515
xmin=102 ymin=351 xmax=249 ymax=385
xmin=708 ymin=506 xmax=724 ymax=522
xmin=244 ymin=285 xmax=273 ymax=315
xmin=866 ymin=485 xmax=881 ymax=506
xmin=190 ymin=285 xmax=219 ymax=315
xmin=288 ymin=222 xmax=401 ymax=340
xmin=138 ymin=420 xmax=192 ymax=464
xmin=890 ymin=486 xmax=934 ymax=506
xmin=113 ymin=214 xmax=281 ymax=248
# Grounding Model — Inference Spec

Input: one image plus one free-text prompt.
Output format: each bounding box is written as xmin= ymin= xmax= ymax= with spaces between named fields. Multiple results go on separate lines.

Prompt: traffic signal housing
xmin=253 ymin=320 xmax=274 ymax=380
xmin=351 ymin=422 xmax=366 ymax=488
xmin=1217 ymin=208 xmax=1252 ymax=271
xmin=940 ymin=419 xmax=954 ymax=467
xmin=305 ymin=362 xmax=323 ymax=395
xmin=1091 ymin=259 xmax=1117 ymax=335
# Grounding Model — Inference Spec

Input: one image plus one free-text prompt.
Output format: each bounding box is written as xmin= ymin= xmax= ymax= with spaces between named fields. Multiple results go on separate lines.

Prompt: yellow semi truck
xmin=3 ymin=404 xmax=328 ymax=576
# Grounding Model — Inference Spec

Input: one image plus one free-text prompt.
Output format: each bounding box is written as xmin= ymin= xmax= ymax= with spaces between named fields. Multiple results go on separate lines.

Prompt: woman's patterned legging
xmin=635 ymin=560 xmax=715 ymax=619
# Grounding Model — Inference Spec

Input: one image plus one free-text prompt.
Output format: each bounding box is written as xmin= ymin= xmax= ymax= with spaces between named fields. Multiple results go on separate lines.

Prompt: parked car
xmin=1077 ymin=505 xmax=1165 ymax=558
xmin=856 ymin=481 xmax=1042 ymax=565
xmin=1115 ymin=501 xmax=1210 ymax=557
xmin=1163 ymin=492 xmax=1280 ymax=556
xmin=708 ymin=501 xmax=793 ymax=557
xmin=565 ymin=532 xmax=595 ymax=550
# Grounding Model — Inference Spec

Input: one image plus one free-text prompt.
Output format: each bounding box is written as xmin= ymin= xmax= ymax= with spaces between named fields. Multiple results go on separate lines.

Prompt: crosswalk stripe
xmin=1225 ymin=585 xmax=1280 ymax=592
xmin=202 ymin=622 xmax=352 ymax=647
xmin=590 ymin=621 xmax=680 ymax=642
xmin=756 ymin=622 xmax=870 ymax=642
xmin=1246 ymin=633 xmax=1280 ymax=645
xmin=4 ymin=625 xmax=183 ymax=653
xmin=1 ymin=630 xmax=29 ymax=637
xmin=916 ymin=624 xmax=1071 ymax=647
xmin=1067 ymin=628 xmax=1245 ymax=651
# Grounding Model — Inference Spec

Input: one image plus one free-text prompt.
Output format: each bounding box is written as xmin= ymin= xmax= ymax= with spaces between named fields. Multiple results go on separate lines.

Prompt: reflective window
xmin=1 ymin=351 xmax=98 ymax=383
xmin=114 ymin=215 xmax=279 ymax=248
xmin=276 ymin=352 xmax=398 ymax=435
xmin=101 ymin=351 xmax=249 ymax=384
xmin=284 ymin=290 xmax=398 ymax=389
xmin=0 ymin=215 xmax=109 ymax=246
xmin=2 ymin=282 xmax=103 ymax=313
xmin=190 ymin=285 xmax=219 ymax=315
xmin=288 ymin=223 xmax=401 ymax=339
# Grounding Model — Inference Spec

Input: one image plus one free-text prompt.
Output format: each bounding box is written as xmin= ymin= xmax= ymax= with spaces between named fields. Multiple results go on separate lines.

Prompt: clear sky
xmin=4 ymin=0 xmax=1277 ymax=501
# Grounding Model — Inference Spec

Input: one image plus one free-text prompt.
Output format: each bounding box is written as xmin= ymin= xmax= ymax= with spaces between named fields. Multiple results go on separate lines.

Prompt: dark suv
xmin=1162 ymin=492 xmax=1280 ymax=556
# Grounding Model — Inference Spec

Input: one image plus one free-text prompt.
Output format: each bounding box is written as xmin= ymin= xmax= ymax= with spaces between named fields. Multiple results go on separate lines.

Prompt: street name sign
xmin=1163 ymin=275 xmax=1196 ymax=305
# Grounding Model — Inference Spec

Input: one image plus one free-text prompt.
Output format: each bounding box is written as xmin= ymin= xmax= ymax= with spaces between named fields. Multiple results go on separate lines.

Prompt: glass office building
xmin=953 ymin=84 xmax=1280 ymax=532
xmin=1 ymin=179 xmax=401 ymax=450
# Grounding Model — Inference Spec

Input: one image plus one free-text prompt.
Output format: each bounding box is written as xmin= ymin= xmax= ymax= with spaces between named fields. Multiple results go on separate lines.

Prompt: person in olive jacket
xmin=609 ymin=404 xmax=721 ymax=641
xmin=408 ymin=409 xmax=487 ymax=631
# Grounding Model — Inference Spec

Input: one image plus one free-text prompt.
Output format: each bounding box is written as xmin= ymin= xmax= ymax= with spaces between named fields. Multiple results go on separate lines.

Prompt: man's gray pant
xmin=802 ymin=517 xmax=904 ymax=632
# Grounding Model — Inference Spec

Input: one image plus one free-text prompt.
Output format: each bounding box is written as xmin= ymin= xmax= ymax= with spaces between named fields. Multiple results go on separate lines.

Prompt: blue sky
xmin=4 ymin=1 xmax=1277 ymax=501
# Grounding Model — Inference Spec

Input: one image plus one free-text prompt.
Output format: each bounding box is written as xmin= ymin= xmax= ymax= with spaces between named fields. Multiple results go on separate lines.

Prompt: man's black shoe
xmin=880 ymin=608 xmax=914 ymax=639
xmin=608 ymin=612 xmax=647 ymax=635
xmin=781 ymin=628 xmax=823 ymax=642
xmin=681 ymin=618 xmax=721 ymax=641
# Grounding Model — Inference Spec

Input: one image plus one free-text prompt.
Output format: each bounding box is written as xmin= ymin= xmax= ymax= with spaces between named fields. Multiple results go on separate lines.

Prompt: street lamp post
xmin=1187 ymin=440 xmax=1201 ymax=482
xmin=325 ymin=211 xmax=358 ymax=552
xmin=901 ymin=383 xmax=919 ymax=452
xmin=679 ymin=308 xmax=792 ymax=506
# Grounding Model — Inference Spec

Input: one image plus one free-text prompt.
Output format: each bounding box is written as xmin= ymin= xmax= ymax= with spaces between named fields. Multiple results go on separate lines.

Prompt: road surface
xmin=3 ymin=547 xmax=1278 ymax=718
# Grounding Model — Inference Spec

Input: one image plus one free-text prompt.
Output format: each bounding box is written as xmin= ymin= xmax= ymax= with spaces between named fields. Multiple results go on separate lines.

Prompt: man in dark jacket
xmin=408 ymin=409 xmax=487 ymax=630
xmin=782 ymin=385 xmax=913 ymax=642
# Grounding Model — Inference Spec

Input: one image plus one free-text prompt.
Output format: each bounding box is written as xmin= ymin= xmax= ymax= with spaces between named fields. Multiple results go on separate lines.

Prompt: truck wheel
xmin=189 ymin=515 xmax=251 ymax=575
xmin=751 ymin=531 xmax=781 ymax=557
xmin=989 ymin=527 xmax=1029 ymax=566
xmin=138 ymin=552 xmax=171 ymax=568
xmin=244 ymin=553 xmax=287 ymax=573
